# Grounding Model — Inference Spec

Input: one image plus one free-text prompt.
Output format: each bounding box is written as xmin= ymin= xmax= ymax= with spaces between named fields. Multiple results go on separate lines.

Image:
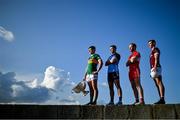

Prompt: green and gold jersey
xmin=86 ymin=54 xmax=101 ymax=74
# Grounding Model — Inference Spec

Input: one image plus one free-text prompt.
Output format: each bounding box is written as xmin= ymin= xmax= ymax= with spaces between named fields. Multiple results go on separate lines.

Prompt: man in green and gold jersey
xmin=83 ymin=46 xmax=103 ymax=105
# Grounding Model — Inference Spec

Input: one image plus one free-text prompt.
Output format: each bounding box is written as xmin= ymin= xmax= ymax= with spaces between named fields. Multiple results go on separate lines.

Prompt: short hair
xmin=110 ymin=45 xmax=117 ymax=49
xmin=148 ymin=39 xmax=156 ymax=44
xmin=88 ymin=46 xmax=96 ymax=50
xmin=129 ymin=43 xmax=137 ymax=49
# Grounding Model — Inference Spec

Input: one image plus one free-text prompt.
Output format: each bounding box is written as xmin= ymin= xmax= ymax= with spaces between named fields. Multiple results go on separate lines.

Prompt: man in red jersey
xmin=148 ymin=40 xmax=165 ymax=104
xmin=126 ymin=43 xmax=145 ymax=105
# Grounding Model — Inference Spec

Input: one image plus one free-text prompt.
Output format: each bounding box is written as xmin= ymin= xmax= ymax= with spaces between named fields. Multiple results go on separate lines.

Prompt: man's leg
xmin=91 ymin=79 xmax=98 ymax=104
xmin=114 ymin=79 xmax=122 ymax=104
xmin=153 ymin=79 xmax=161 ymax=97
xmin=107 ymin=79 xmax=114 ymax=104
xmin=154 ymin=75 xmax=165 ymax=104
xmin=114 ymin=79 xmax=122 ymax=97
xmin=87 ymin=81 xmax=94 ymax=104
xmin=134 ymin=78 xmax=144 ymax=104
xmin=130 ymin=80 xmax=139 ymax=103
xmin=155 ymin=76 xmax=165 ymax=98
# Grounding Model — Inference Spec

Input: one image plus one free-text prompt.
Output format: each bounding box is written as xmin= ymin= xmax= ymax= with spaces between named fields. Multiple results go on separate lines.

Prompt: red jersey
xmin=150 ymin=47 xmax=161 ymax=68
xmin=128 ymin=51 xmax=141 ymax=71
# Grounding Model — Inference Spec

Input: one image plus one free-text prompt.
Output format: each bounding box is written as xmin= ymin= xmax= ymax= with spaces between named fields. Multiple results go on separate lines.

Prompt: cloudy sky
xmin=0 ymin=0 xmax=180 ymax=105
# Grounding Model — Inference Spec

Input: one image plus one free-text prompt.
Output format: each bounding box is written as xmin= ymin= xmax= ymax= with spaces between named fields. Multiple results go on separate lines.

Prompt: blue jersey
xmin=107 ymin=53 xmax=120 ymax=73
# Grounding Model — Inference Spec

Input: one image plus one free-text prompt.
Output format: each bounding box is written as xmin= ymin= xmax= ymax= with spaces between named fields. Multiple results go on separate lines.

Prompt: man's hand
xmin=83 ymin=72 xmax=87 ymax=81
xmin=130 ymin=56 xmax=136 ymax=63
xmin=105 ymin=60 xmax=111 ymax=66
xmin=151 ymin=67 xmax=157 ymax=72
xmin=92 ymin=71 xmax=98 ymax=74
xmin=83 ymin=77 xmax=86 ymax=81
xmin=126 ymin=60 xmax=131 ymax=67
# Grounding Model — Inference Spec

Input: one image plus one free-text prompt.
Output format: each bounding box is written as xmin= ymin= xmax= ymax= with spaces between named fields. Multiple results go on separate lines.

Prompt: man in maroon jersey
xmin=148 ymin=40 xmax=165 ymax=104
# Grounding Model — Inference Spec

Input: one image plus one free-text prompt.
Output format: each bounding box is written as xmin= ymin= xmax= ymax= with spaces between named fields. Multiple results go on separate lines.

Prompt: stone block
xmin=175 ymin=104 xmax=180 ymax=119
xmin=58 ymin=105 xmax=81 ymax=119
xmin=0 ymin=104 xmax=179 ymax=119
xmin=81 ymin=105 xmax=104 ymax=119
xmin=153 ymin=104 xmax=176 ymax=119
xmin=0 ymin=104 xmax=41 ymax=119
xmin=129 ymin=105 xmax=153 ymax=119
xmin=0 ymin=105 xmax=14 ymax=119
xmin=104 ymin=105 xmax=129 ymax=119
xmin=37 ymin=105 xmax=58 ymax=118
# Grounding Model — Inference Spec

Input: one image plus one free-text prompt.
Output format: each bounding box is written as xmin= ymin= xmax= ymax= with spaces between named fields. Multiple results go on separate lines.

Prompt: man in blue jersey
xmin=105 ymin=45 xmax=123 ymax=105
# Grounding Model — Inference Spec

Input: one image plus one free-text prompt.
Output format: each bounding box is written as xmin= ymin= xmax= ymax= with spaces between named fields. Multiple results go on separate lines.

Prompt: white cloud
xmin=0 ymin=71 xmax=50 ymax=103
xmin=41 ymin=66 xmax=69 ymax=90
xmin=40 ymin=66 xmax=75 ymax=93
xmin=11 ymin=84 xmax=24 ymax=97
xmin=27 ymin=78 xmax=38 ymax=88
xmin=0 ymin=66 xmax=78 ymax=104
xmin=39 ymin=66 xmax=79 ymax=105
xmin=0 ymin=26 xmax=14 ymax=42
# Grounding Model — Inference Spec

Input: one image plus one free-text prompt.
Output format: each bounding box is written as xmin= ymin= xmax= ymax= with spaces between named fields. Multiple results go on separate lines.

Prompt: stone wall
xmin=0 ymin=104 xmax=179 ymax=119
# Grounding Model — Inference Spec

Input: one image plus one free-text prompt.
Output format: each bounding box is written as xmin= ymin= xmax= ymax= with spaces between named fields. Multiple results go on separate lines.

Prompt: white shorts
xmin=86 ymin=74 xmax=98 ymax=82
xmin=150 ymin=67 xmax=162 ymax=78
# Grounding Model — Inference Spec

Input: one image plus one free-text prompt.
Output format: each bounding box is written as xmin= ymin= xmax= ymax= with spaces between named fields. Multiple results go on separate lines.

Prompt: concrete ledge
xmin=175 ymin=104 xmax=180 ymax=119
xmin=0 ymin=104 xmax=179 ymax=119
xmin=0 ymin=105 xmax=58 ymax=119
xmin=153 ymin=104 xmax=176 ymax=119
xmin=58 ymin=105 xmax=80 ymax=119
xmin=129 ymin=105 xmax=153 ymax=119
xmin=81 ymin=105 xmax=104 ymax=119
xmin=105 ymin=105 xmax=129 ymax=119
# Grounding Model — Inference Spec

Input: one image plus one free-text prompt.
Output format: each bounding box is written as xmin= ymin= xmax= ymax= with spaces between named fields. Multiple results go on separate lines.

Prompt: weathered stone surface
xmin=153 ymin=104 xmax=176 ymax=119
xmin=37 ymin=105 xmax=58 ymax=118
xmin=0 ymin=104 xmax=180 ymax=119
xmin=0 ymin=105 xmax=57 ymax=119
xmin=81 ymin=105 xmax=104 ymax=119
xmin=129 ymin=105 xmax=153 ymax=119
xmin=58 ymin=105 xmax=81 ymax=119
xmin=0 ymin=105 xmax=14 ymax=119
xmin=175 ymin=104 xmax=180 ymax=119
xmin=104 ymin=105 xmax=129 ymax=119
xmin=0 ymin=105 xmax=40 ymax=119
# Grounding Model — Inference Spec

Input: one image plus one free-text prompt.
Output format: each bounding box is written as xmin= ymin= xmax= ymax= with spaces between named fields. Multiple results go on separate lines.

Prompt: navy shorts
xmin=108 ymin=72 xmax=119 ymax=81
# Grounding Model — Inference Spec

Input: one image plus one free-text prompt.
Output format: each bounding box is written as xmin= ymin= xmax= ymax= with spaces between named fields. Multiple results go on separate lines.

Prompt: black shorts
xmin=108 ymin=72 xmax=119 ymax=81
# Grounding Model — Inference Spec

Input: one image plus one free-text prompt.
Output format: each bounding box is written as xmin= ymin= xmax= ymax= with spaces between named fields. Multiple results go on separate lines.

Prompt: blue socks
xmin=119 ymin=97 xmax=122 ymax=102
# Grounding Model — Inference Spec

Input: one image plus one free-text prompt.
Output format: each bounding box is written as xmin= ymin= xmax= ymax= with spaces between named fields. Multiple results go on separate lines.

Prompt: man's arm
xmin=105 ymin=56 xmax=118 ymax=66
xmin=126 ymin=60 xmax=131 ymax=67
xmin=105 ymin=60 xmax=110 ymax=66
xmin=93 ymin=59 xmax=103 ymax=74
xmin=130 ymin=56 xmax=139 ymax=63
xmin=83 ymin=67 xmax=87 ymax=81
xmin=126 ymin=55 xmax=139 ymax=67
xmin=153 ymin=52 xmax=159 ymax=70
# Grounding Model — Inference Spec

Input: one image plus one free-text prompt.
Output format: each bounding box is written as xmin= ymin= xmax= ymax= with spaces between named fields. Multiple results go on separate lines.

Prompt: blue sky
xmin=0 ymin=0 xmax=180 ymax=104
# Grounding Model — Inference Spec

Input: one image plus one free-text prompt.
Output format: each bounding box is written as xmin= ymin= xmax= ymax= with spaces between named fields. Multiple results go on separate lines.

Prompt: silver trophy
xmin=72 ymin=81 xmax=89 ymax=96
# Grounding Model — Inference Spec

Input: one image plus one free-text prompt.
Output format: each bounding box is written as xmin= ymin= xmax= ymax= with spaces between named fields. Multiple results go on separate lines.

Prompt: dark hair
xmin=110 ymin=45 xmax=117 ymax=49
xmin=130 ymin=43 xmax=137 ymax=49
xmin=148 ymin=39 xmax=156 ymax=44
xmin=88 ymin=46 xmax=96 ymax=50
